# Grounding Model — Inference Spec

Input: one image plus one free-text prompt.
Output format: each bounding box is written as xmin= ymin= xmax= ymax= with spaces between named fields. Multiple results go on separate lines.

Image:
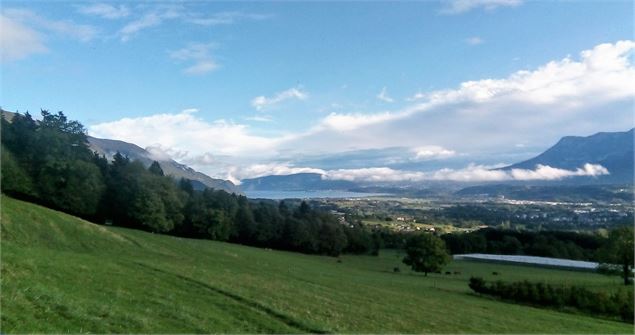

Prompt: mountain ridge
xmin=87 ymin=136 xmax=241 ymax=194
xmin=502 ymin=129 xmax=634 ymax=184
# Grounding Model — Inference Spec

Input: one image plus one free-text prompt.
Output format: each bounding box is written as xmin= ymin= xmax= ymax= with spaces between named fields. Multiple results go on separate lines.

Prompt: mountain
xmin=240 ymin=173 xmax=357 ymax=191
xmin=88 ymin=136 xmax=241 ymax=194
xmin=502 ymin=129 xmax=634 ymax=184
xmin=1 ymin=110 xmax=17 ymax=122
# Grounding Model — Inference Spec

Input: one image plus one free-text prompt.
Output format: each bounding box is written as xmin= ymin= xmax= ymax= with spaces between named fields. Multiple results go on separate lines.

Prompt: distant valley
xmin=242 ymin=129 xmax=634 ymax=198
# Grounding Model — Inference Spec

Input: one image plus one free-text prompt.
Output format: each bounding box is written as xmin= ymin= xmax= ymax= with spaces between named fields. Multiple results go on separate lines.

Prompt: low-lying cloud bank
xmin=230 ymin=163 xmax=608 ymax=184
xmin=321 ymin=163 xmax=609 ymax=183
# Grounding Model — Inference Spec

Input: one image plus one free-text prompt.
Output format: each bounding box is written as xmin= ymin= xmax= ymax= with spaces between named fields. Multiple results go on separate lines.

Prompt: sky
xmin=1 ymin=0 xmax=634 ymax=184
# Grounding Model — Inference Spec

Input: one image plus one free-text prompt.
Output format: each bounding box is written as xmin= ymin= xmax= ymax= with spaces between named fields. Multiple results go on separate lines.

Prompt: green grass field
xmin=1 ymin=195 xmax=632 ymax=333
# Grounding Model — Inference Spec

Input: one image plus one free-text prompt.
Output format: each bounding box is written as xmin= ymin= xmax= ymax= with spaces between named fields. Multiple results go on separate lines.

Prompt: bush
xmin=469 ymin=277 xmax=487 ymax=293
xmin=467 ymin=277 xmax=634 ymax=323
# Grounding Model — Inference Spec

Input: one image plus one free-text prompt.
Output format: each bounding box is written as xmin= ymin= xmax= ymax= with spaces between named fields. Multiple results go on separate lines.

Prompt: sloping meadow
xmin=1 ymin=196 xmax=631 ymax=333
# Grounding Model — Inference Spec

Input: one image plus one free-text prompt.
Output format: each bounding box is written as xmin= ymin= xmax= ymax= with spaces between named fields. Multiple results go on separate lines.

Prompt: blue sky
xmin=1 ymin=1 xmax=634 ymax=183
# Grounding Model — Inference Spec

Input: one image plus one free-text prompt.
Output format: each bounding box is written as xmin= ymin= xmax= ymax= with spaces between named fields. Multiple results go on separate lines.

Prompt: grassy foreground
xmin=1 ymin=195 xmax=632 ymax=333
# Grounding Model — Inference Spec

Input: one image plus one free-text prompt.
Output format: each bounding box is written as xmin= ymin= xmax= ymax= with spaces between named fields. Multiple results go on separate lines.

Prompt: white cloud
xmin=316 ymin=112 xmax=395 ymax=132
xmin=406 ymin=92 xmax=427 ymax=101
xmin=325 ymin=167 xmax=428 ymax=183
xmin=466 ymin=36 xmax=484 ymax=45
xmin=118 ymin=7 xmax=268 ymax=42
xmin=89 ymin=109 xmax=282 ymax=159
xmin=251 ymin=87 xmax=308 ymax=111
xmin=3 ymin=8 xmax=98 ymax=43
xmin=422 ymin=40 xmax=635 ymax=106
xmin=441 ymin=0 xmax=523 ymax=14
xmin=0 ymin=14 xmax=47 ymax=62
xmin=413 ymin=146 xmax=457 ymax=160
xmin=321 ymin=163 xmax=608 ymax=183
xmin=146 ymin=145 xmax=173 ymax=161
xmin=88 ymin=41 xmax=633 ymax=181
xmin=187 ymin=11 xmax=271 ymax=26
xmin=78 ymin=3 xmax=130 ymax=19
xmin=377 ymin=87 xmax=394 ymax=103
xmin=119 ymin=6 xmax=182 ymax=42
xmin=169 ymin=43 xmax=218 ymax=75
xmin=119 ymin=13 xmax=163 ymax=42
xmin=185 ymin=152 xmax=217 ymax=166
xmin=509 ymin=163 xmax=609 ymax=180
xmin=287 ymin=40 xmax=635 ymax=154
xmin=245 ymin=115 xmax=273 ymax=122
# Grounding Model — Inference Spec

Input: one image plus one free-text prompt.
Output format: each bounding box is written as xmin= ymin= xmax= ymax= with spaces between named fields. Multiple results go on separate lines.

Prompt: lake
xmin=244 ymin=190 xmax=388 ymax=200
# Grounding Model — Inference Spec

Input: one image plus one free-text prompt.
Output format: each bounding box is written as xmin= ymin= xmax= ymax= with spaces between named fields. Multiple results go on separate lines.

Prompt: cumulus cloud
xmin=251 ymin=87 xmax=308 ymax=111
xmin=0 ymin=14 xmax=47 ymax=62
xmin=413 ymin=146 xmax=457 ymax=160
xmin=169 ymin=43 xmax=218 ymax=75
xmin=423 ymin=40 xmax=635 ymax=105
xmin=89 ymin=109 xmax=282 ymax=160
xmin=509 ymin=163 xmax=609 ymax=180
xmin=77 ymin=3 xmax=130 ymax=19
xmin=146 ymin=144 xmax=189 ymax=162
xmin=441 ymin=0 xmax=523 ymax=14
xmin=321 ymin=163 xmax=608 ymax=183
xmin=377 ymin=87 xmax=394 ymax=103
xmin=285 ymin=40 xmax=635 ymax=154
xmin=315 ymin=111 xmax=395 ymax=132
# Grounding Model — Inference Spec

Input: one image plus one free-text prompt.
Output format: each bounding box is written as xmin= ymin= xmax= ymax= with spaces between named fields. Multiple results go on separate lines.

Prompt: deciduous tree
xmin=403 ymin=233 xmax=450 ymax=276
xmin=599 ymin=226 xmax=634 ymax=285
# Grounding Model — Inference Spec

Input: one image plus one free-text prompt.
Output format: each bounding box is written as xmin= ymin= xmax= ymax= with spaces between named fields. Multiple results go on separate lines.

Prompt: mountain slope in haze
xmin=88 ymin=136 xmax=241 ymax=194
xmin=503 ymin=129 xmax=634 ymax=184
xmin=240 ymin=173 xmax=357 ymax=191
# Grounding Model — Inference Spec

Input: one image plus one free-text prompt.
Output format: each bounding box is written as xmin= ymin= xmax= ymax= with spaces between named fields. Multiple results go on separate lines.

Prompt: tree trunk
xmin=624 ymin=264 xmax=630 ymax=286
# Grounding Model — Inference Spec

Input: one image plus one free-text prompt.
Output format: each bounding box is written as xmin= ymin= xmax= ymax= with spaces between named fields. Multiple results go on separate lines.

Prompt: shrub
xmin=469 ymin=277 xmax=487 ymax=293
xmin=467 ymin=277 xmax=634 ymax=323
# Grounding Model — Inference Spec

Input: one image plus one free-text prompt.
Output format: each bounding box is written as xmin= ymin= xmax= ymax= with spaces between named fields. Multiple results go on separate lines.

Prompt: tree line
xmin=0 ymin=111 xmax=380 ymax=257
xmin=442 ymin=228 xmax=606 ymax=261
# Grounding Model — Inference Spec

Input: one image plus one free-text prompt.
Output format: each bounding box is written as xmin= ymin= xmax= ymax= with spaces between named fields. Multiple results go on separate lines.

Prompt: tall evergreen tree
xmin=149 ymin=161 xmax=164 ymax=176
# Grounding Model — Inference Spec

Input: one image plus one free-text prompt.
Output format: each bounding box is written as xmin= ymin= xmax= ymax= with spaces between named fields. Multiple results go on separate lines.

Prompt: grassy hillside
xmin=1 ymin=196 xmax=632 ymax=333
